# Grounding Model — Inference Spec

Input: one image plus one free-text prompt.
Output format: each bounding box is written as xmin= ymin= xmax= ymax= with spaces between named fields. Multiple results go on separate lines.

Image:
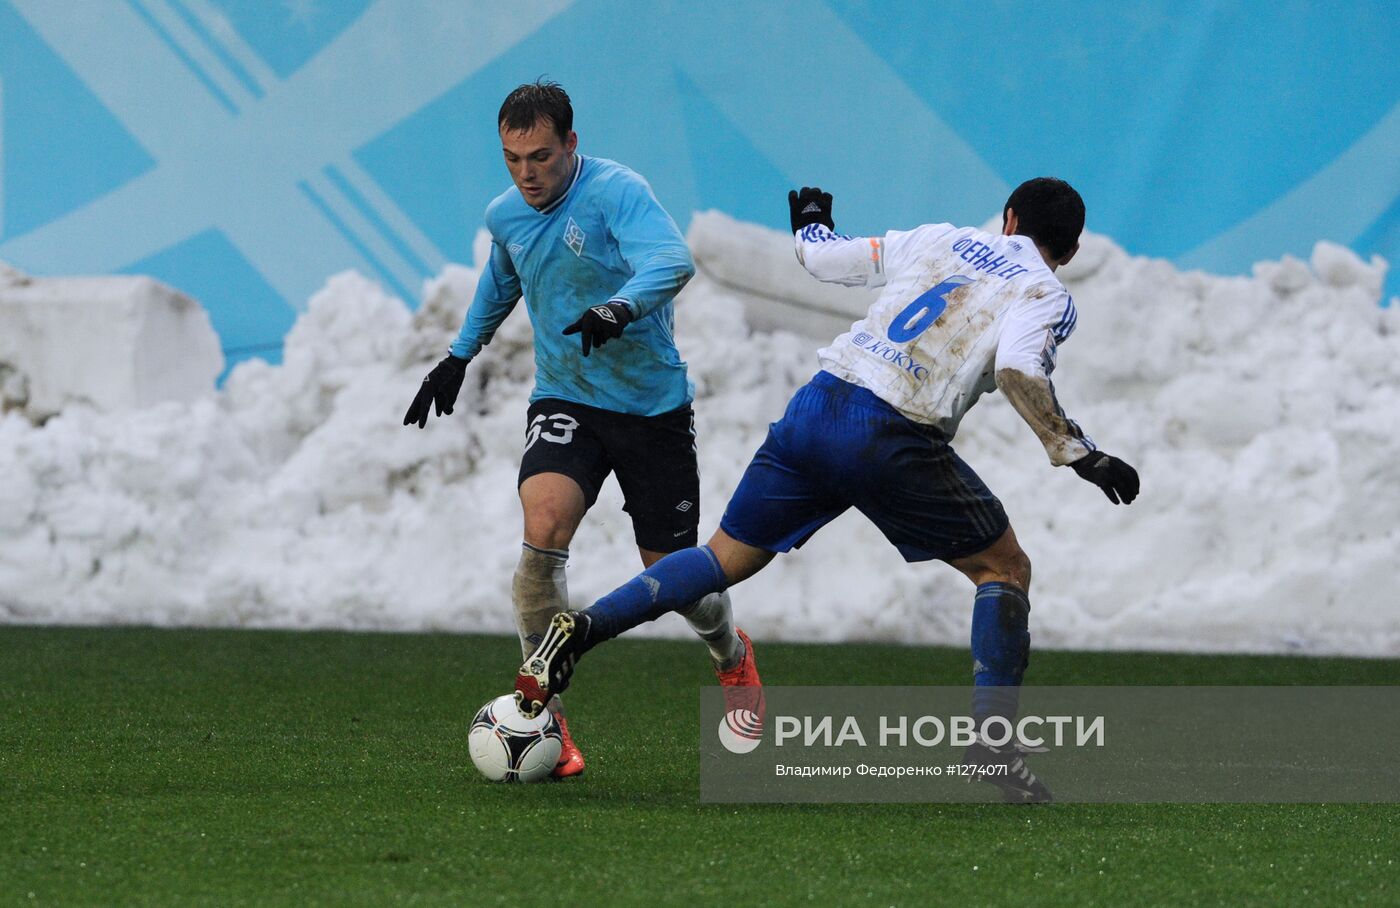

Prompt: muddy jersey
xmin=796 ymin=222 xmax=1094 ymax=465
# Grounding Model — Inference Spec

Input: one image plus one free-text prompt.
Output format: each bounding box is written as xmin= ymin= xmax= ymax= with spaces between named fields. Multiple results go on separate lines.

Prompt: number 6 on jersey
xmin=887 ymin=275 xmax=976 ymax=342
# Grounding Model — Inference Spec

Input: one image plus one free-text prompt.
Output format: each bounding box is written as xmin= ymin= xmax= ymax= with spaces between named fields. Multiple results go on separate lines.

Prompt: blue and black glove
xmin=563 ymin=301 xmax=633 ymax=356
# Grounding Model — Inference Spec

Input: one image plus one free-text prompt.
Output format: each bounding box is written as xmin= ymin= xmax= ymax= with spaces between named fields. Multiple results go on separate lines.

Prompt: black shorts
xmin=518 ymin=398 xmax=700 ymax=553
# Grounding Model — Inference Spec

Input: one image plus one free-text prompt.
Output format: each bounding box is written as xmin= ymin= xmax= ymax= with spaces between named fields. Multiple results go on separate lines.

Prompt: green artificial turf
xmin=1 ymin=626 xmax=1394 ymax=906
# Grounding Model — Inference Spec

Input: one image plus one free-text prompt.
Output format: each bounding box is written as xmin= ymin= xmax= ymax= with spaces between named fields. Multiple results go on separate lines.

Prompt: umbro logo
xmin=675 ymin=500 xmax=693 ymax=512
xmin=801 ymin=201 xmax=823 ymax=214
xmin=563 ymin=217 xmax=586 ymax=256
xmin=508 ymin=243 xmax=524 ymax=257
xmin=590 ymin=305 xmax=617 ymax=323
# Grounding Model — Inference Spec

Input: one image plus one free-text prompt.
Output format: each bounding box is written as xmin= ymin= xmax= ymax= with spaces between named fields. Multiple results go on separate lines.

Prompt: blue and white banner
xmin=1 ymin=0 xmax=1395 ymax=373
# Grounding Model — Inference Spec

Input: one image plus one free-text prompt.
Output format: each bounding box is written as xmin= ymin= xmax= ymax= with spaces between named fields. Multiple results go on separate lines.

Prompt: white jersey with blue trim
xmin=795 ymin=222 xmax=1094 ymax=465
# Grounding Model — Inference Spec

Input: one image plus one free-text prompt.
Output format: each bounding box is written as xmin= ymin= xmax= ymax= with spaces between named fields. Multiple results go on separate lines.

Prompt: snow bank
xmin=689 ymin=211 xmax=879 ymax=340
xmin=0 ymin=262 xmax=223 ymax=419
xmin=0 ymin=220 xmax=1395 ymax=657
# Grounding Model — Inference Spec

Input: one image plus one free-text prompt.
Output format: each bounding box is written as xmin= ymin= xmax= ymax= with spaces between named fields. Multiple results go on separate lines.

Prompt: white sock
xmin=513 ymin=543 xmax=569 ymax=658
xmin=677 ymin=591 xmax=743 ymax=669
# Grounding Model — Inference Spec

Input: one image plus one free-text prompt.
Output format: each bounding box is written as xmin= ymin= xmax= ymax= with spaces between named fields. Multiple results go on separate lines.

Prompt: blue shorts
xmin=719 ymin=372 xmax=1009 ymax=562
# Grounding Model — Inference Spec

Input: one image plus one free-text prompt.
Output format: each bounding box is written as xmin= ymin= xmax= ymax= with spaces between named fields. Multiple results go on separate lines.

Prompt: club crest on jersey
xmin=563 ymin=218 xmax=586 ymax=256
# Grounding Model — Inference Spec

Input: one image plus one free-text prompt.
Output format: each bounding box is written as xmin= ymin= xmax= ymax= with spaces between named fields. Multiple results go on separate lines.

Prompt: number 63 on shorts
xmin=524 ymin=413 xmax=580 ymax=452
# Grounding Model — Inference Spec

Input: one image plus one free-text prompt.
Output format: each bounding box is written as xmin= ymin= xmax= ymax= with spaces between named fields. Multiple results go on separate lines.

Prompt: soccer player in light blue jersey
xmin=516 ymin=179 xmax=1140 ymax=801
xmin=404 ymin=82 xmax=761 ymax=778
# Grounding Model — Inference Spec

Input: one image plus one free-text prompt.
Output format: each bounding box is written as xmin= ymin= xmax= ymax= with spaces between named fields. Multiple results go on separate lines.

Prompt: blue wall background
xmin=1 ymin=0 xmax=1396 ymax=372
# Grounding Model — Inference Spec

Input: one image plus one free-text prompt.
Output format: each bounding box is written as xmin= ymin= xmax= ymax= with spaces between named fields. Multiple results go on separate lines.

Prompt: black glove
xmin=562 ymin=301 xmax=632 ymax=356
xmin=403 ymin=354 xmax=468 ymax=428
xmin=789 ymin=186 xmax=834 ymax=233
xmin=1070 ymin=451 xmax=1140 ymax=505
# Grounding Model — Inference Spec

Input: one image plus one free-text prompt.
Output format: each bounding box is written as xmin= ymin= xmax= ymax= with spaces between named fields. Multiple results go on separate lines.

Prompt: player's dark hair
xmin=1002 ymin=177 xmax=1085 ymax=261
xmin=498 ymin=79 xmax=573 ymax=142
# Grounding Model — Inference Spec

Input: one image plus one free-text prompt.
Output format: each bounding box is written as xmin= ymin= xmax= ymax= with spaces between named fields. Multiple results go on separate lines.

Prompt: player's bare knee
xmin=947 ymin=529 xmax=1031 ymax=590
xmin=705 ymin=528 xmax=775 ymax=587
xmin=522 ymin=502 xmax=577 ymax=550
xmin=987 ymin=539 xmax=1031 ymax=591
xmin=985 ymin=527 xmax=1031 ymax=591
xmin=1008 ymin=548 xmax=1032 ymax=592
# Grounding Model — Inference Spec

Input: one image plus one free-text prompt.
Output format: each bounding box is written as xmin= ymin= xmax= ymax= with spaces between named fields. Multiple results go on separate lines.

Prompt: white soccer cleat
xmin=513 ymin=611 xmax=590 ymax=719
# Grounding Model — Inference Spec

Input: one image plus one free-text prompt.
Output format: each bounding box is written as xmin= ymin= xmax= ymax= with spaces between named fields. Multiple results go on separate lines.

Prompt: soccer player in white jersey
xmin=403 ymin=81 xmax=760 ymax=779
xmin=515 ymin=178 xmax=1139 ymax=802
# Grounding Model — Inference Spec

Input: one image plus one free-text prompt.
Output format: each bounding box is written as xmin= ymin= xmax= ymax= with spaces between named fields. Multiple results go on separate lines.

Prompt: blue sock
xmin=582 ymin=546 xmax=728 ymax=649
xmin=970 ymin=582 xmax=1031 ymax=729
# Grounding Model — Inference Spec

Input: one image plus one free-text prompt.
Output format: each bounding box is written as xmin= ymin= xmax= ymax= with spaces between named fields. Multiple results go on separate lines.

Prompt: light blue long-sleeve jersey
xmin=451 ymin=155 xmax=696 ymax=416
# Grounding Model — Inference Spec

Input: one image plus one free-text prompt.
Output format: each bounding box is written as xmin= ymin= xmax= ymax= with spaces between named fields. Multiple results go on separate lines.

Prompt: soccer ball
xmin=468 ymin=694 xmax=562 ymax=782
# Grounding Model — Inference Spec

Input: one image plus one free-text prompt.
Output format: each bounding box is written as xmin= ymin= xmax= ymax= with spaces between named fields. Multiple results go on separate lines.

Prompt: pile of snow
xmin=0 ymin=218 xmax=1395 ymax=657
xmin=0 ymin=262 xmax=223 ymax=419
xmin=690 ymin=211 xmax=879 ymax=339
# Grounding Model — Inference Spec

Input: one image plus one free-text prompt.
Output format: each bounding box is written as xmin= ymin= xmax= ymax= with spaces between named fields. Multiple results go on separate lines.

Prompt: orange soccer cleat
xmin=551 ymin=710 xmax=586 ymax=779
xmin=714 ymin=628 xmax=765 ymax=729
